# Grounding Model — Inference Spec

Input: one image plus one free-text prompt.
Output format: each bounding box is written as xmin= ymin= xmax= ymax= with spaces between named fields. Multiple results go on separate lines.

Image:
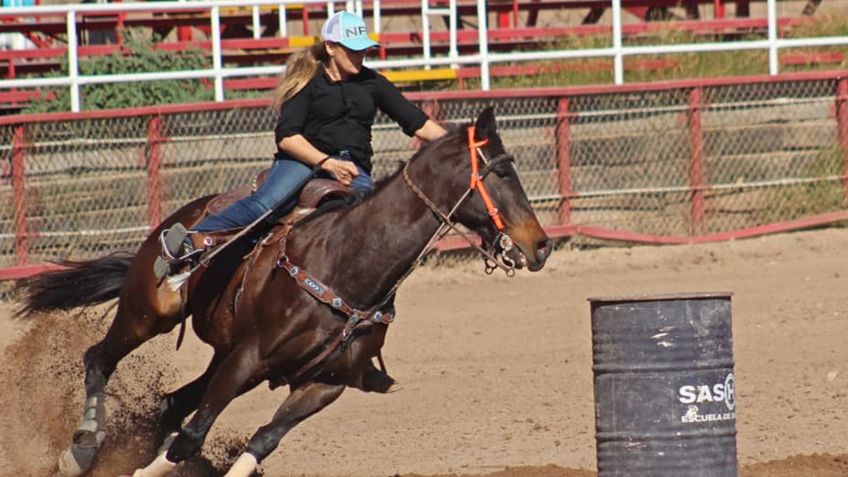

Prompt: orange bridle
xmin=401 ymin=125 xmax=518 ymax=275
xmin=467 ymin=126 xmax=506 ymax=231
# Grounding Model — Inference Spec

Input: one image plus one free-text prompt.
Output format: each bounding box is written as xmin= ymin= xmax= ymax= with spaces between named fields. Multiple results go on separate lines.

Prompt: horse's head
xmin=420 ymin=107 xmax=552 ymax=272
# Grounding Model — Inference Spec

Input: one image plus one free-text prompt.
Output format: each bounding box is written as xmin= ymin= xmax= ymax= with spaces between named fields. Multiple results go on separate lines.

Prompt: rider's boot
xmin=153 ymin=223 xmax=206 ymax=281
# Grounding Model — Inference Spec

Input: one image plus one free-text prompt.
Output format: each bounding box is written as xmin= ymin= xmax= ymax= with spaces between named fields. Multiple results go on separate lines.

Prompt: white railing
xmin=2 ymin=0 xmax=848 ymax=112
xmin=421 ymin=0 xmax=458 ymax=70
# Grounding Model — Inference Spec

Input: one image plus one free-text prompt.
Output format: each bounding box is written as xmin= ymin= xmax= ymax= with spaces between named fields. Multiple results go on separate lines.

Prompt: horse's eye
xmin=494 ymin=163 xmax=514 ymax=180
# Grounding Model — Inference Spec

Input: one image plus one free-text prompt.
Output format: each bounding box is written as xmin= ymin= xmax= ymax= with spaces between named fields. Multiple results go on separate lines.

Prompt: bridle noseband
xmin=402 ymin=125 xmax=519 ymax=276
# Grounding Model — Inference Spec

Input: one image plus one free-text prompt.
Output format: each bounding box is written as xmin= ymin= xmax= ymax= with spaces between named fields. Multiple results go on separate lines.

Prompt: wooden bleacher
xmin=0 ymin=15 xmax=822 ymax=77
xmin=0 ymin=0 xmax=840 ymax=110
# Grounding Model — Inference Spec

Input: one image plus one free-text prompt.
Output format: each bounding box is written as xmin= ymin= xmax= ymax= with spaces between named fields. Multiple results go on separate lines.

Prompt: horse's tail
xmin=15 ymin=252 xmax=135 ymax=317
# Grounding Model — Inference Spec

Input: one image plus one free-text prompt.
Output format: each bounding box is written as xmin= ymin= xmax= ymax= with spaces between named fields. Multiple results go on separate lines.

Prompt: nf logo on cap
xmin=321 ymin=12 xmax=379 ymax=51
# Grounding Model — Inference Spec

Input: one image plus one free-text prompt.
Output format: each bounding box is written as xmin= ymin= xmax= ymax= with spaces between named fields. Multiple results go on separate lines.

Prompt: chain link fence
xmin=2 ymin=72 xmax=848 ymax=278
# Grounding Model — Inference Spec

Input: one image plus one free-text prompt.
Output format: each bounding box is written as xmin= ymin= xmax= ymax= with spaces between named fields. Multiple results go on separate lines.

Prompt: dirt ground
xmin=0 ymin=227 xmax=847 ymax=477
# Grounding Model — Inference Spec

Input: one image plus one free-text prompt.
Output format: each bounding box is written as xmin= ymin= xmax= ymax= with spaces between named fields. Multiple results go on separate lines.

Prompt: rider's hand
xmin=320 ymin=157 xmax=359 ymax=186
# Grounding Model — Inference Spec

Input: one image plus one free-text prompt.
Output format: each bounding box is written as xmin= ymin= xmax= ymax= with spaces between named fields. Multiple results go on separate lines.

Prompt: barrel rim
xmin=588 ymin=292 xmax=733 ymax=303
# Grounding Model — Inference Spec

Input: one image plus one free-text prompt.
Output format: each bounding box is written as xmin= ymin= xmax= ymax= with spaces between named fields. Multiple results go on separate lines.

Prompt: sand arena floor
xmin=0 ymin=227 xmax=846 ymax=477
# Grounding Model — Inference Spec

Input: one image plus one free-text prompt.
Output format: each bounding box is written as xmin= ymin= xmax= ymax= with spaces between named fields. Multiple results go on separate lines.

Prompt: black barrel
xmin=590 ymin=293 xmax=737 ymax=477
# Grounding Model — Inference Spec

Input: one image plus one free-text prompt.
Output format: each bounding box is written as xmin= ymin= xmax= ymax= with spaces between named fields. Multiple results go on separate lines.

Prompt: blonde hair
xmin=270 ymin=42 xmax=329 ymax=111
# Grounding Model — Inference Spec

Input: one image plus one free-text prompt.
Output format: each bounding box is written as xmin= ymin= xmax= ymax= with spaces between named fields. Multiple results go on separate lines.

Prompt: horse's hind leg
xmin=59 ymin=300 xmax=178 ymax=477
xmin=224 ymin=381 xmax=346 ymax=477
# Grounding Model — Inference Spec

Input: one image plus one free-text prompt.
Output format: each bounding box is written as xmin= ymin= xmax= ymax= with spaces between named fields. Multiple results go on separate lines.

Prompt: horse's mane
xmin=294 ymin=123 xmax=467 ymax=226
xmin=370 ymin=122 xmax=466 ymax=192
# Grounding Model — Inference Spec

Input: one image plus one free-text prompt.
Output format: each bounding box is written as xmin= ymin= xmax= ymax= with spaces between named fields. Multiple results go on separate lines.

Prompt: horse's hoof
xmin=123 ymin=453 xmax=177 ymax=477
xmin=359 ymin=361 xmax=397 ymax=393
xmin=156 ymin=432 xmax=179 ymax=456
xmin=57 ymin=447 xmax=89 ymax=477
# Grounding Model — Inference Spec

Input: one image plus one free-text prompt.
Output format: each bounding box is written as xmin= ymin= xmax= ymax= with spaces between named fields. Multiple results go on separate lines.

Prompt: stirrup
xmin=153 ymin=256 xmax=202 ymax=284
xmin=160 ymin=223 xmax=190 ymax=260
xmin=153 ymin=256 xmax=171 ymax=281
xmin=154 ymin=224 xmax=204 ymax=281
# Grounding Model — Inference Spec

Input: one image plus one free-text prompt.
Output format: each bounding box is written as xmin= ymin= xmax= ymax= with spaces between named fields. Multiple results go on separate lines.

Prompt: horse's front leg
xmin=223 ymin=380 xmax=346 ymax=477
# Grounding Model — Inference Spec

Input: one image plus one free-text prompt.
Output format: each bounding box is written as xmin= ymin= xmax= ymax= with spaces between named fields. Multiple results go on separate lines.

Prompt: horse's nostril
xmin=536 ymin=238 xmax=552 ymax=260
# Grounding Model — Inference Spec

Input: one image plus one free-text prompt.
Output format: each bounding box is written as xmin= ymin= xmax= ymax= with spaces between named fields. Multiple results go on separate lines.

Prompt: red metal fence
xmin=2 ymin=70 xmax=848 ymax=281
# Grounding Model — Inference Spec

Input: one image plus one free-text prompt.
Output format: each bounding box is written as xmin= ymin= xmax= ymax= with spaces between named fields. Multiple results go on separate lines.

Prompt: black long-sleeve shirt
xmin=274 ymin=65 xmax=429 ymax=174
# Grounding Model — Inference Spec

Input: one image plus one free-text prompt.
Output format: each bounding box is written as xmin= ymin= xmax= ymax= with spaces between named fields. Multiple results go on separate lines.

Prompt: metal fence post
xmin=837 ymin=78 xmax=848 ymax=199
xmin=147 ymin=115 xmax=163 ymax=228
xmin=556 ymin=97 xmax=572 ymax=227
xmin=767 ymin=0 xmax=778 ymax=75
xmin=211 ymin=6 xmax=224 ymax=102
xmin=476 ymin=0 xmax=490 ymax=90
xmin=12 ymin=125 xmax=28 ymax=266
xmin=67 ymin=9 xmax=81 ymax=112
xmin=611 ymin=0 xmax=624 ymax=85
xmin=689 ymin=87 xmax=706 ymax=236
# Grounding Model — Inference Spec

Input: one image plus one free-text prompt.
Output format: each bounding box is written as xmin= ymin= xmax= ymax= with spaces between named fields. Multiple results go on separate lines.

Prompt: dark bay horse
xmin=17 ymin=107 xmax=551 ymax=477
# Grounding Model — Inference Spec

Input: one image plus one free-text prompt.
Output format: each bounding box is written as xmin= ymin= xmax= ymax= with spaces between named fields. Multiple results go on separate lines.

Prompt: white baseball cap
xmin=321 ymin=12 xmax=379 ymax=51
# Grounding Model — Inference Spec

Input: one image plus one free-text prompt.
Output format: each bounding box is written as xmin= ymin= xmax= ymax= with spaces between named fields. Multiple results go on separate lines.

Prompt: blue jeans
xmin=194 ymin=156 xmax=373 ymax=232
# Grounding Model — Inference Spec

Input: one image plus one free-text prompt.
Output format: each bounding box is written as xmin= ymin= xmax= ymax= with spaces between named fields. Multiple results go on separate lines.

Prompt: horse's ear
xmin=474 ymin=106 xmax=497 ymax=141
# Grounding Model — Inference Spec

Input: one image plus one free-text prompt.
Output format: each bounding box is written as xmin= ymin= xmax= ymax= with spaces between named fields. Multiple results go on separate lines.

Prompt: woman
xmin=159 ymin=11 xmax=446 ymax=270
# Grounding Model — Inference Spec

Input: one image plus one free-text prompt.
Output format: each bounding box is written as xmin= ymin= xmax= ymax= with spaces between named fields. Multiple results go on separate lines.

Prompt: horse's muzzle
xmin=521 ymin=237 xmax=552 ymax=271
xmin=502 ymin=231 xmax=551 ymax=272
xmin=533 ymin=237 xmax=553 ymax=268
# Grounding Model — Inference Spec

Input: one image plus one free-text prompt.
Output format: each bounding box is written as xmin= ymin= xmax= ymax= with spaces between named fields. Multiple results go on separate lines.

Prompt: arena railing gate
xmin=2 ymin=70 xmax=848 ymax=281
